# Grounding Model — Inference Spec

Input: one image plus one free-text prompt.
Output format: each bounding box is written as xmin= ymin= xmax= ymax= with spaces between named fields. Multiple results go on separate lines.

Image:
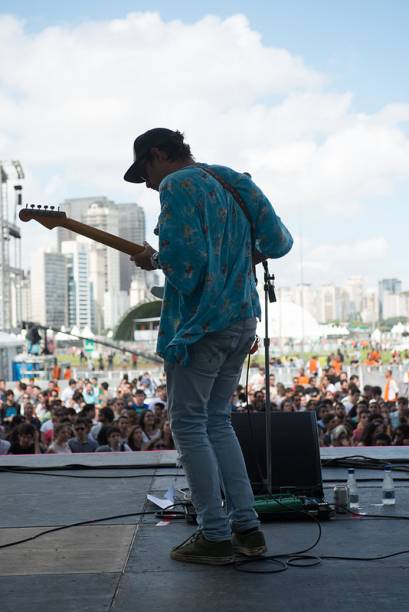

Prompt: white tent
xmin=391 ymin=322 xmax=405 ymax=336
xmin=55 ymin=331 xmax=76 ymax=342
xmin=81 ymin=325 xmax=95 ymax=339
xmin=319 ymin=324 xmax=350 ymax=337
xmin=258 ymin=301 xmax=321 ymax=340
xmin=371 ymin=328 xmax=382 ymax=343
xmin=0 ymin=332 xmax=24 ymax=348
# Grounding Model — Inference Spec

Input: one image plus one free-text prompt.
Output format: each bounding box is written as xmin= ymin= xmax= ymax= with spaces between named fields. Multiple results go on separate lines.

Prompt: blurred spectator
xmin=91 ymin=406 xmax=115 ymax=441
xmin=152 ymin=420 xmax=175 ymax=450
xmin=383 ymin=369 xmax=399 ymax=406
xmin=8 ymin=423 xmax=42 ymax=454
xmin=68 ymin=419 xmax=98 ymax=453
xmin=47 ymin=423 xmax=73 ymax=454
xmin=139 ymin=371 xmax=155 ymax=396
xmin=250 ymin=367 xmax=265 ymax=392
xmin=61 ymin=379 xmax=77 ymax=405
xmin=140 ymin=410 xmax=161 ymax=449
xmin=83 ymin=381 xmax=98 ymax=404
xmin=147 ymin=384 xmax=168 ymax=410
xmin=111 ymin=398 xmax=126 ymax=418
xmin=40 ymin=407 xmax=66 ymax=447
xmin=390 ymin=397 xmax=409 ymax=429
xmin=23 ymin=402 xmax=41 ymax=431
xmin=127 ymin=425 xmax=144 ymax=451
xmin=116 ymin=415 xmax=130 ymax=445
xmin=99 ymin=381 xmax=113 ymax=402
xmin=352 ymin=408 xmax=370 ymax=444
xmin=0 ymin=438 xmax=10 ymax=454
xmin=96 ymin=426 xmax=131 ymax=452
xmin=0 ymin=378 xmax=6 ymax=402
xmin=331 ymin=425 xmax=352 ymax=447
xmin=152 ymin=402 xmax=166 ymax=426
xmin=0 ymin=390 xmax=21 ymax=423
xmin=392 ymin=424 xmax=409 ymax=446
xmin=129 ymin=389 xmax=150 ymax=414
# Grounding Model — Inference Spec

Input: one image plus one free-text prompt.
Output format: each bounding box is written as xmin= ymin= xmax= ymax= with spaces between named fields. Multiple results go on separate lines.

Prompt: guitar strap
xmin=195 ymin=164 xmax=257 ymax=280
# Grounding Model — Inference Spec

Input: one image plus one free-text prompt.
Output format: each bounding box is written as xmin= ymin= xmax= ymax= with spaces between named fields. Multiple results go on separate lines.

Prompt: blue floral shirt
xmin=156 ymin=164 xmax=293 ymax=364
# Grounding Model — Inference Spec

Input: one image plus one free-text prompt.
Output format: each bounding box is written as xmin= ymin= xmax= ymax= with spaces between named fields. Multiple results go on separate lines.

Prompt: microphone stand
xmin=262 ymin=260 xmax=276 ymax=495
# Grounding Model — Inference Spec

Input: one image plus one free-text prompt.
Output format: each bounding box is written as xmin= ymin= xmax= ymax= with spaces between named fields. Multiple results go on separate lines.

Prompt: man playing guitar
xmin=125 ymin=128 xmax=293 ymax=565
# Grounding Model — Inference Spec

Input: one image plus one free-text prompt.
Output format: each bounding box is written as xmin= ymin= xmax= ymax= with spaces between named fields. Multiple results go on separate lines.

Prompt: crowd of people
xmin=1 ymin=348 xmax=409 ymax=454
xmin=239 ymin=356 xmax=409 ymax=447
xmin=0 ymin=372 xmax=174 ymax=455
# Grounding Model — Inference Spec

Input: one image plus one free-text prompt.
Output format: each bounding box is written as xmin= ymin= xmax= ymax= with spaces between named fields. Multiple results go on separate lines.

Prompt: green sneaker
xmin=231 ymin=529 xmax=267 ymax=557
xmin=170 ymin=531 xmax=235 ymax=565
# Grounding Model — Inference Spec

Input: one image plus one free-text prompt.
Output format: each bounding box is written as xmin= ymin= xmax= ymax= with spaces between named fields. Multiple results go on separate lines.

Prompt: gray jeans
xmin=165 ymin=317 xmax=260 ymax=541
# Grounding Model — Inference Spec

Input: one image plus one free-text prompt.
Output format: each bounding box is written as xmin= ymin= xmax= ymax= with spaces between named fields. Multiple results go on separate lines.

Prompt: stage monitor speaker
xmin=231 ymin=411 xmax=323 ymax=497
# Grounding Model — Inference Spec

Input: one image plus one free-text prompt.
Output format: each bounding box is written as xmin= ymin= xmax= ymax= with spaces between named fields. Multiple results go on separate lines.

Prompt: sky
xmin=1 ymin=0 xmax=408 ymax=290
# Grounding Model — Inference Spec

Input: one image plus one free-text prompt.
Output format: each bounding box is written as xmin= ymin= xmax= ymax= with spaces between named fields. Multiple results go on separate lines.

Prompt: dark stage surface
xmin=1 ymin=450 xmax=409 ymax=612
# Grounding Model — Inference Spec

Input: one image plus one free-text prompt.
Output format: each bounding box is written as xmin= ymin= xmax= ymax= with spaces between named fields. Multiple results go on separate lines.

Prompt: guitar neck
xmin=61 ymin=218 xmax=145 ymax=256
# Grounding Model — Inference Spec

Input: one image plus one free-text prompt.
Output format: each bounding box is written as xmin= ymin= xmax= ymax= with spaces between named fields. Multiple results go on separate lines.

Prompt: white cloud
xmin=0 ymin=12 xmax=408 ymax=272
xmin=255 ymin=235 xmax=389 ymax=290
xmin=303 ymin=237 xmax=388 ymax=273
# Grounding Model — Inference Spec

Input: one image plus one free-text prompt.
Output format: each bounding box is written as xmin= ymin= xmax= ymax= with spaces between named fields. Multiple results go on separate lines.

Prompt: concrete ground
xmin=1 ymin=451 xmax=409 ymax=612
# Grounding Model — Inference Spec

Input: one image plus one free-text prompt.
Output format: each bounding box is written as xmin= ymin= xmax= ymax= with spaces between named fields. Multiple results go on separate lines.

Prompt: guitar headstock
xmin=19 ymin=205 xmax=67 ymax=229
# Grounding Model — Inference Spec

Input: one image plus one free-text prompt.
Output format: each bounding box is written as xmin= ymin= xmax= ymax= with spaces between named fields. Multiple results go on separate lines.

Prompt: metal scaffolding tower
xmin=0 ymin=160 xmax=24 ymax=331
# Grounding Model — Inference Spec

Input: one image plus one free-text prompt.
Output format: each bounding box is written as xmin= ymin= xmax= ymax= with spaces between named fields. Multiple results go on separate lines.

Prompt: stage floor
xmin=1 ymin=450 xmax=409 ymax=612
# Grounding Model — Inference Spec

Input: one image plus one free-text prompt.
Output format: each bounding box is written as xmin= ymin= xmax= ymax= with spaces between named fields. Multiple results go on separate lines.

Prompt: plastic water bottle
xmin=382 ymin=467 xmax=396 ymax=505
xmin=347 ymin=468 xmax=359 ymax=509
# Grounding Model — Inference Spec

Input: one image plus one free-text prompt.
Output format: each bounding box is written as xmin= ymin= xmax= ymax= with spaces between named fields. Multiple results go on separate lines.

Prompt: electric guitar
xmin=19 ymin=205 xmax=145 ymax=256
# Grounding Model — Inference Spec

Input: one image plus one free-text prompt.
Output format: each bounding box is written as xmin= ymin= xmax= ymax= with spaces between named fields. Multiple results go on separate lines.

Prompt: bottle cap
xmin=348 ymin=468 xmax=355 ymax=474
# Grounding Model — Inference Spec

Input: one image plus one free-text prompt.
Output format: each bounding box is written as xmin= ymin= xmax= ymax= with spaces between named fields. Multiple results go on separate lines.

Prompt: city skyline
xmin=23 ymin=196 xmax=163 ymax=333
xmin=0 ymin=2 xmax=408 ymax=289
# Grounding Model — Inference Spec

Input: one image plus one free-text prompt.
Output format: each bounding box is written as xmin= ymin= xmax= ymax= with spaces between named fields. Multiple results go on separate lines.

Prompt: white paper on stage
xmin=147 ymin=494 xmax=173 ymax=510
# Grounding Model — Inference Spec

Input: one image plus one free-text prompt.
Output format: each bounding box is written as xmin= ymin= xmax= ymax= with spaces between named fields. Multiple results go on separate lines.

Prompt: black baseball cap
xmin=124 ymin=127 xmax=178 ymax=183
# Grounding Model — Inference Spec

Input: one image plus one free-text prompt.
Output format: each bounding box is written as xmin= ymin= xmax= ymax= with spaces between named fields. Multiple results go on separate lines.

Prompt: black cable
xmin=234 ymin=497 xmax=323 ymax=574
xmin=236 ymin=502 xmax=409 ymax=572
xmin=323 ymin=477 xmax=409 ymax=483
xmin=0 ymin=502 xmax=189 ymax=550
xmin=319 ymin=506 xmax=409 ymax=562
xmin=0 ymin=467 xmax=184 ymax=479
xmin=3 ymin=491 xmax=409 ymax=567
xmin=244 ymin=350 xmax=266 ymax=490
xmin=0 ymin=462 xmax=178 ymax=472
xmin=322 ymin=456 xmax=409 ymax=472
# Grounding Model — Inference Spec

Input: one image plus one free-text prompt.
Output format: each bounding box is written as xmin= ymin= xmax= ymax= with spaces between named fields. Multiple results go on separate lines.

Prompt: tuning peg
xmin=37 ymin=205 xmax=42 ymax=209
xmin=44 ymin=205 xmax=48 ymax=210
xmin=50 ymin=206 xmax=55 ymax=210
xmin=30 ymin=204 xmax=35 ymax=209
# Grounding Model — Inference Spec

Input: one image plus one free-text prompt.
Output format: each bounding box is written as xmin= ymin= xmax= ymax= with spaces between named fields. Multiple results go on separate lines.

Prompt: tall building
xmin=293 ymin=284 xmax=320 ymax=321
xmin=129 ymin=269 xmax=162 ymax=307
xmin=378 ymin=278 xmax=402 ymax=319
xmin=118 ymin=202 xmax=146 ymax=292
xmin=277 ymin=286 xmax=295 ymax=304
xmin=30 ymin=248 xmax=67 ymax=328
xmin=61 ymin=241 xmax=94 ymax=331
xmin=361 ymin=289 xmax=379 ymax=324
xmin=317 ymin=284 xmax=349 ymax=323
xmin=0 ymin=162 xmax=24 ymax=331
xmin=383 ymin=292 xmax=409 ymax=319
xmin=81 ymin=200 xmax=127 ymax=331
xmin=345 ymin=276 xmax=365 ymax=318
